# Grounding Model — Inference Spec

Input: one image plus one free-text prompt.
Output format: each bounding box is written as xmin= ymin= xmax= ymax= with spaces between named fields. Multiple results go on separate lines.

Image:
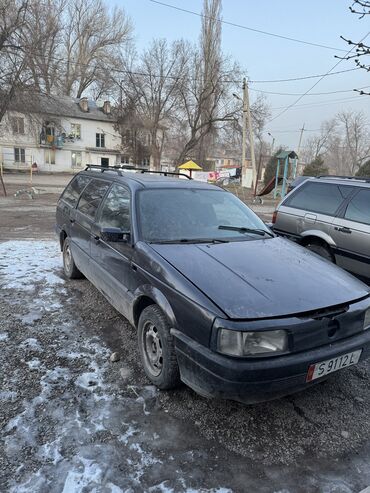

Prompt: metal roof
xmin=276 ymin=151 xmax=298 ymax=159
xmin=8 ymin=92 xmax=117 ymax=123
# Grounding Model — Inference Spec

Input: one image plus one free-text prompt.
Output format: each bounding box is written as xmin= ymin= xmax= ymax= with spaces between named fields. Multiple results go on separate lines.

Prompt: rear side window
xmin=77 ymin=179 xmax=110 ymax=219
xmin=62 ymin=175 xmax=90 ymax=207
xmin=344 ymin=189 xmax=370 ymax=225
xmin=285 ymin=182 xmax=349 ymax=216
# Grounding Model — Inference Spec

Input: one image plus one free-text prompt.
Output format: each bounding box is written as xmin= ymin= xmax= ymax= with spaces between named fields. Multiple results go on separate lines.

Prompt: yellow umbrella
xmin=178 ymin=160 xmax=202 ymax=177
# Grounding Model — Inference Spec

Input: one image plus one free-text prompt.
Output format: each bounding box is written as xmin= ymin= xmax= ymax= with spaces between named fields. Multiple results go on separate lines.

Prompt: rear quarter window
xmin=344 ymin=188 xmax=370 ymax=225
xmin=284 ymin=182 xmax=351 ymax=216
xmin=62 ymin=175 xmax=90 ymax=207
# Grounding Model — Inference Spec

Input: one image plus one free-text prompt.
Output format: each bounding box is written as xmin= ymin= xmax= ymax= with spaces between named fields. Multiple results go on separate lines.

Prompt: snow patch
xmin=0 ymin=241 xmax=63 ymax=291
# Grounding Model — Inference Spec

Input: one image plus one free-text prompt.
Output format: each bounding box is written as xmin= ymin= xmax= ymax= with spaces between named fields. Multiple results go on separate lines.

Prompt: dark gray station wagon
xmin=56 ymin=166 xmax=370 ymax=403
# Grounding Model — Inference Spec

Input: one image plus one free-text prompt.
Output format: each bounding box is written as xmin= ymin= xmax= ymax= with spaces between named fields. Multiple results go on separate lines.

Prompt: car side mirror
xmin=100 ymin=227 xmax=130 ymax=243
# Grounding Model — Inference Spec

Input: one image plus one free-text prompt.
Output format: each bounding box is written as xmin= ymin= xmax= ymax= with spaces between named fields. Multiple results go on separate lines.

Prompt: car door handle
xmin=334 ymin=226 xmax=352 ymax=234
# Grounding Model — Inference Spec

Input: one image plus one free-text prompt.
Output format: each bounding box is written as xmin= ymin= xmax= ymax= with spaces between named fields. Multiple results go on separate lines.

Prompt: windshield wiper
xmin=149 ymin=238 xmax=230 ymax=244
xmin=218 ymin=225 xmax=274 ymax=237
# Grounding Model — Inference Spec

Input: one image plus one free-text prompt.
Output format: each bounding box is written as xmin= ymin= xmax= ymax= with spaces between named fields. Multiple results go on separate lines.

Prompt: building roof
xmin=8 ymin=92 xmax=117 ymax=123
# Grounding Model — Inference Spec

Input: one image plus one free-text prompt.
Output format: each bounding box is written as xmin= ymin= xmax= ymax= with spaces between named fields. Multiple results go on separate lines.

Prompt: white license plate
xmin=306 ymin=349 xmax=362 ymax=382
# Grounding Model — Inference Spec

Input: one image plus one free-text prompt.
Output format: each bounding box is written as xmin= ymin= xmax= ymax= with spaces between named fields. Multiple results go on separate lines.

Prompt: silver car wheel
xmin=63 ymin=243 xmax=72 ymax=273
xmin=142 ymin=322 xmax=163 ymax=377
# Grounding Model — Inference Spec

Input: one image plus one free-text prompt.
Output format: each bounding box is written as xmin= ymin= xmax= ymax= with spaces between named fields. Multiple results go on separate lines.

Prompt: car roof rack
xmin=84 ymin=164 xmax=192 ymax=179
xmin=316 ymin=175 xmax=370 ymax=183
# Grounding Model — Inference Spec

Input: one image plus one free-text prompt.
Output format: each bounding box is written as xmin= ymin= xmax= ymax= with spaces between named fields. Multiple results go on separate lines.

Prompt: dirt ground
xmin=1 ymin=173 xmax=370 ymax=493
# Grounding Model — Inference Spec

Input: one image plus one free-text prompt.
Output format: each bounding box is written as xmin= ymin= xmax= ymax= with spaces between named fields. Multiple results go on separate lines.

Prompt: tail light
xmin=272 ymin=210 xmax=278 ymax=224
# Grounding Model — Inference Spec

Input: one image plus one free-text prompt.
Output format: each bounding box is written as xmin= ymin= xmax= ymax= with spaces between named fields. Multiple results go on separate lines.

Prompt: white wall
xmin=0 ymin=111 xmax=122 ymax=173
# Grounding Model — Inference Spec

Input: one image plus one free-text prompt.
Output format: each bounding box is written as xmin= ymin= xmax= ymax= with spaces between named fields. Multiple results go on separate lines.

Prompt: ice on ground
xmin=19 ymin=337 xmax=43 ymax=352
xmin=0 ymin=240 xmax=64 ymax=291
xmin=26 ymin=358 xmax=43 ymax=370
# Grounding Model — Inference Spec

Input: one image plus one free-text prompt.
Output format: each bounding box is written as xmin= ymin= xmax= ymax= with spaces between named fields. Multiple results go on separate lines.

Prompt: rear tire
xmin=138 ymin=305 xmax=180 ymax=390
xmin=306 ymin=242 xmax=334 ymax=263
xmin=62 ymin=237 xmax=83 ymax=279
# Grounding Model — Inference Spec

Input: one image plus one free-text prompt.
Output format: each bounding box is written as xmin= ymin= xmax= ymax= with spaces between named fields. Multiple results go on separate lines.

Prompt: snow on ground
xmin=1 ymin=241 xmax=239 ymax=493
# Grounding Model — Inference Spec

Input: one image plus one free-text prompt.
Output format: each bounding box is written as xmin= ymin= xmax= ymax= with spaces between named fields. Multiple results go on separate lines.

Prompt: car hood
xmin=150 ymin=237 xmax=369 ymax=319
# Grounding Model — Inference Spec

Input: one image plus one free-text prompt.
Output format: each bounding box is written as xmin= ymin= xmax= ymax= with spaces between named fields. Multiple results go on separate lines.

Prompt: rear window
xmin=77 ymin=179 xmax=110 ymax=219
xmin=344 ymin=189 xmax=370 ymax=225
xmin=62 ymin=175 xmax=90 ymax=207
xmin=284 ymin=182 xmax=351 ymax=216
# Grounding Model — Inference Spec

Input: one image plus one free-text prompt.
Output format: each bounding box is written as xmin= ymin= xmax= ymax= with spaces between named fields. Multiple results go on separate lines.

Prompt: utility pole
xmin=297 ymin=123 xmax=305 ymax=155
xmin=295 ymin=123 xmax=305 ymax=178
xmin=243 ymin=78 xmax=257 ymax=188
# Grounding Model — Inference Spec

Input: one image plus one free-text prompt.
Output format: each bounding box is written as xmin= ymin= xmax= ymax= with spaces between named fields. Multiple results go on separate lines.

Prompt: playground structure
xmin=254 ymin=150 xmax=298 ymax=203
xmin=273 ymin=150 xmax=298 ymax=199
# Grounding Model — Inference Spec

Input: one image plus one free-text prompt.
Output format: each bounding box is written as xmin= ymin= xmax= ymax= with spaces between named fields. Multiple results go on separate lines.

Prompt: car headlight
xmin=217 ymin=329 xmax=288 ymax=357
xmin=364 ymin=308 xmax=370 ymax=330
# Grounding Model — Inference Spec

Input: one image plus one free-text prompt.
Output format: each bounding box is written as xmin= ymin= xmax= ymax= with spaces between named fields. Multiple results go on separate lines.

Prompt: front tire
xmin=138 ymin=305 xmax=180 ymax=390
xmin=62 ymin=237 xmax=83 ymax=279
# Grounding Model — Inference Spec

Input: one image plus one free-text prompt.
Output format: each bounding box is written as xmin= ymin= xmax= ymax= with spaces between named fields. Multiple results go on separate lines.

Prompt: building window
xmin=14 ymin=148 xmax=25 ymax=163
xmin=96 ymin=133 xmax=105 ymax=148
xmin=45 ymin=149 xmax=56 ymax=165
xmin=71 ymin=123 xmax=81 ymax=139
xmin=124 ymin=129 xmax=131 ymax=144
xmin=71 ymin=151 xmax=82 ymax=168
xmin=121 ymin=155 xmax=130 ymax=164
xmin=11 ymin=117 xmax=24 ymax=134
xmin=141 ymin=157 xmax=150 ymax=167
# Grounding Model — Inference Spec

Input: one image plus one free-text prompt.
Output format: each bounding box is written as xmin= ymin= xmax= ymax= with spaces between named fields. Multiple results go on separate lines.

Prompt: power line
xmin=249 ymin=67 xmax=361 ymax=84
xmin=266 ymin=129 xmax=321 ymax=133
xmin=249 ymin=85 xmax=370 ymax=96
xmin=149 ymin=0 xmax=348 ymax=53
xmin=268 ymin=30 xmax=370 ymax=123
xmin=271 ymin=94 xmax=364 ymax=111
xmin=8 ymin=47 xmax=364 ymax=89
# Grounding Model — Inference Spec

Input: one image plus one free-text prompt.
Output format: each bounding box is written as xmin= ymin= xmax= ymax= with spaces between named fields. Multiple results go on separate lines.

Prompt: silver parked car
xmin=272 ymin=176 xmax=370 ymax=279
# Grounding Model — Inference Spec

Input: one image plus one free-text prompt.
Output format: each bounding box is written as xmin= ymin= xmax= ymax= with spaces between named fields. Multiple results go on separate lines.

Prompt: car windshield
xmin=138 ymin=188 xmax=272 ymax=243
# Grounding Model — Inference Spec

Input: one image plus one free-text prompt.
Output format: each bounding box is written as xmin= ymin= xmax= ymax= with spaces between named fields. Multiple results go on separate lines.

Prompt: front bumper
xmin=172 ymin=328 xmax=370 ymax=404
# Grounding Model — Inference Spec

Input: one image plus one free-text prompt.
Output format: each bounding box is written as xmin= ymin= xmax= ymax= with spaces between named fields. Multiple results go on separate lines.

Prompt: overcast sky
xmin=115 ymin=0 xmax=370 ymax=149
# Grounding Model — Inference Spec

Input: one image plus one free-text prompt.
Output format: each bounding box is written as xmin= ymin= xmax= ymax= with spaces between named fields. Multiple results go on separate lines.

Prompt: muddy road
xmin=1 ymin=240 xmax=370 ymax=493
xmin=0 ymin=174 xmax=370 ymax=492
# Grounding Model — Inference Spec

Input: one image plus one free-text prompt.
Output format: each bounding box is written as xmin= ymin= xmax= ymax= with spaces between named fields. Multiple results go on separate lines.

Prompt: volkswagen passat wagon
xmin=56 ymin=166 xmax=370 ymax=403
xmin=272 ymin=176 xmax=370 ymax=280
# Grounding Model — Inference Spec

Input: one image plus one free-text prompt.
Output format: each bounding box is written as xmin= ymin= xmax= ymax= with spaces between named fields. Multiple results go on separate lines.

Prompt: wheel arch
xmin=132 ymin=285 xmax=176 ymax=329
xmin=300 ymin=230 xmax=336 ymax=248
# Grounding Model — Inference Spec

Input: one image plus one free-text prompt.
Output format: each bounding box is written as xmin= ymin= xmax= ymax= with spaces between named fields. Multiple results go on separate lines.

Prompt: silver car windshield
xmin=138 ymin=188 xmax=271 ymax=243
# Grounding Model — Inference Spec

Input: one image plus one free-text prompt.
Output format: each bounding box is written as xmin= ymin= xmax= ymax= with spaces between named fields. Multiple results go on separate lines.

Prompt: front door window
xmin=99 ymin=183 xmax=131 ymax=232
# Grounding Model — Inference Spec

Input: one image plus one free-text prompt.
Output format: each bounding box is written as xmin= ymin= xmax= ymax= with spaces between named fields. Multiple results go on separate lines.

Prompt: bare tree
xmin=20 ymin=0 xmax=65 ymax=95
xmin=62 ymin=0 xmax=132 ymax=98
xmin=335 ymin=110 xmax=370 ymax=174
xmin=175 ymin=45 xmax=241 ymax=165
xmin=0 ymin=0 xmax=29 ymax=122
xmin=196 ymin=0 xmax=222 ymax=164
xmin=120 ymin=39 xmax=189 ymax=170
xmin=301 ymin=119 xmax=337 ymax=164
xmin=338 ymin=1 xmax=370 ymax=94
